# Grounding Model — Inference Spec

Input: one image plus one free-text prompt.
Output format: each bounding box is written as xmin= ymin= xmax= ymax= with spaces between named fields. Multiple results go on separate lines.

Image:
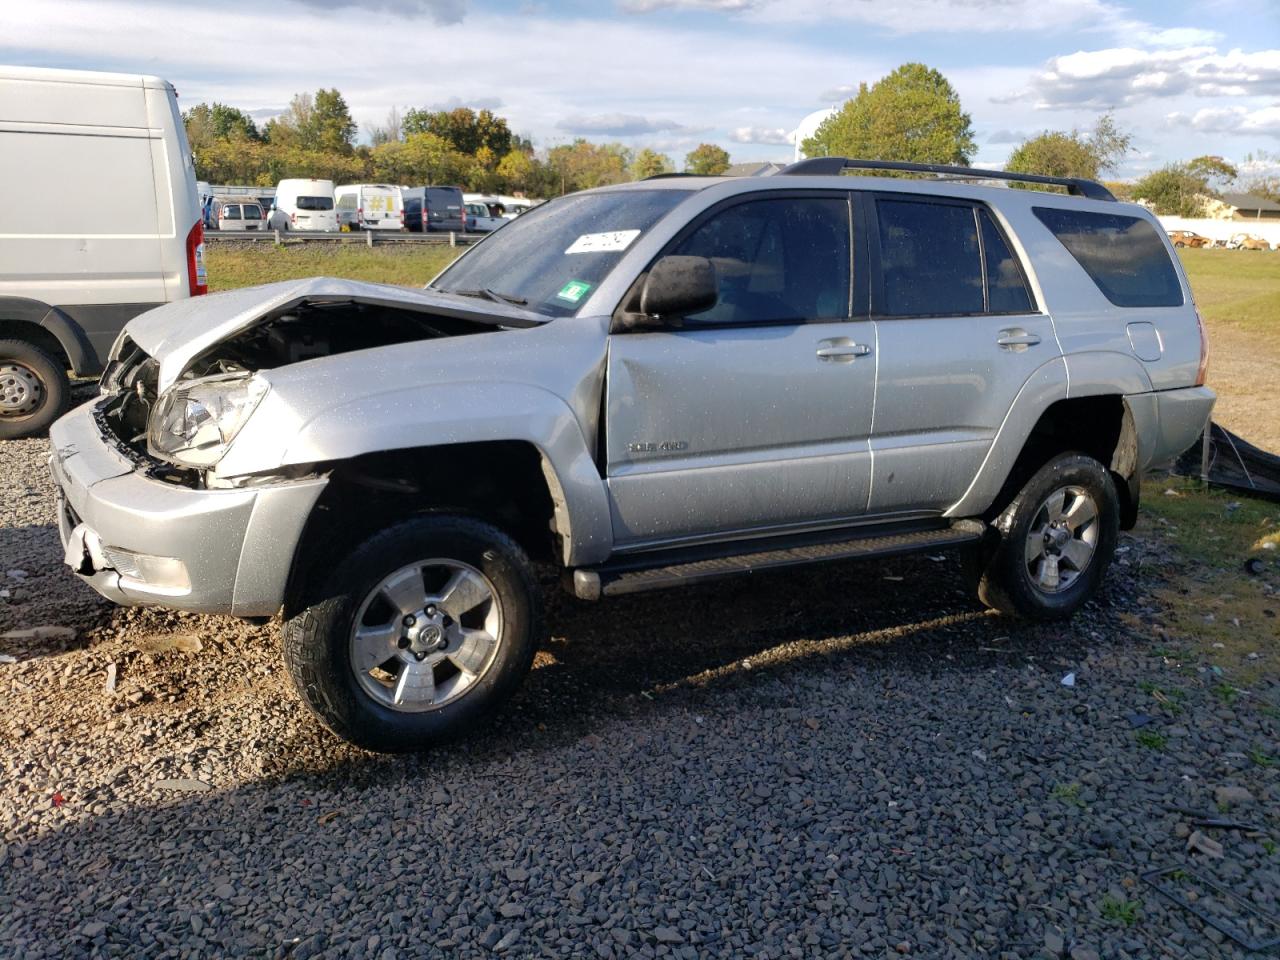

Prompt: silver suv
xmin=50 ymin=159 xmax=1215 ymax=752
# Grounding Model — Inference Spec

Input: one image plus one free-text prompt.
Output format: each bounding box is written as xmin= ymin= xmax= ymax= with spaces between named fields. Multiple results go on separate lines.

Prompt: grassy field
xmin=205 ymin=243 xmax=461 ymax=293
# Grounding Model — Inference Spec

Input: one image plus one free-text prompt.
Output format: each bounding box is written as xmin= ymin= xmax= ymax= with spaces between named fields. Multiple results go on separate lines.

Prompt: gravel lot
xmin=1 ymin=400 xmax=1277 ymax=959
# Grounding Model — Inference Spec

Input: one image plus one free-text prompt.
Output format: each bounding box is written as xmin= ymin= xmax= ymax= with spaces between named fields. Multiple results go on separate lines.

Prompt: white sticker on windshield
xmin=565 ymin=230 xmax=641 ymax=255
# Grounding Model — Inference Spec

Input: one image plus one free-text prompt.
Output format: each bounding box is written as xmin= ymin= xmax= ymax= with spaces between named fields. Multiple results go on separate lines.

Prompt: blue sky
xmin=5 ymin=0 xmax=1279 ymax=178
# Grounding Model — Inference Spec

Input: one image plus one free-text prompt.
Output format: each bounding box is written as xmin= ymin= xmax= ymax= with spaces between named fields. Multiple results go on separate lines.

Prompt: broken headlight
xmin=148 ymin=373 xmax=268 ymax=467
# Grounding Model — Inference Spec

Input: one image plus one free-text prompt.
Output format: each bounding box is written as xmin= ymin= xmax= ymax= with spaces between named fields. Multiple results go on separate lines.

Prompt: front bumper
xmin=49 ymin=400 xmax=327 ymax=616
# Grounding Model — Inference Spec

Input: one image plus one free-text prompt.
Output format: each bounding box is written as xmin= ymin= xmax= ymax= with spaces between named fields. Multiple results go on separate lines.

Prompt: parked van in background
xmin=210 ymin=197 xmax=265 ymax=231
xmin=402 ymin=186 xmax=465 ymax=233
xmin=335 ymin=184 xmax=404 ymax=231
xmin=273 ymin=179 xmax=338 ymax=232
xmin=0 ymin=65 xmax=204 ymax=438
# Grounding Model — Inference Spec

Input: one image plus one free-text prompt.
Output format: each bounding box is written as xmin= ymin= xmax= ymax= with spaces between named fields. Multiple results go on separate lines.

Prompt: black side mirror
xmin=640 ymin=255 xmax=718 ymax=322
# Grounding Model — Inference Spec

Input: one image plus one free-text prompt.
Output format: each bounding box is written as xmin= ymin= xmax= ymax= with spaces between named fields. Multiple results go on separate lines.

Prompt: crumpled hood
xmin=124 ymin=277 xmax=546 ymax=392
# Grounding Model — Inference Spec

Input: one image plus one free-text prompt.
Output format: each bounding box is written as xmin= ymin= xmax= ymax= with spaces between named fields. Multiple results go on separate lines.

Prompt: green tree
xmin=403 ymin=106 xmax=513 ymax=157
xmin=630 ymin=148 xmax=672 ymax=180
xmin=802 ymin=63 xmax=976 ymax=165
xmin=546 ymin=140 xmax=630 ymax=193
xmin=1132 ymin=164 xmax=1215 ymax=216
xmin=1186 ymin=155 xmax=1238 ymax=190
xmin=266 ymin=89 xmax=356 ymax=154
xmin=1005 ymin=114 xmax=1132 ymax=182
xmin=684 ymin=143 xmax=730 ymax=175
xmin=183 ymin=102 xmax=260 ymax=151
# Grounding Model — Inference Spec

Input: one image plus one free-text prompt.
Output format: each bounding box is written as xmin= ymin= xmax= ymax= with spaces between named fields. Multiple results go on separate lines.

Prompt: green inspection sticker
xmin=556 ymin=280 xmax=592 ymax=303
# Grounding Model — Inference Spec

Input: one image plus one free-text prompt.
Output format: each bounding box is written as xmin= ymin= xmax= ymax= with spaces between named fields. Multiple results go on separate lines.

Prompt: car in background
xmin=1228 ymin=233 xmax=1273 ymax=251
xmin=403 ymin=186 xmax=465 ymax=233
xmin=335 ymin=184 xmax=404 ymax=231
xmin=1167 ymin=230 xmax=1210 ymax=248
xmin=209 ymin=197 xmax=265 ymax=231
xmin=273 ymin=178 xmax=338 ymax=232
xmin=464 ymin=200 xmax=506 ymax=232
xmin=0 ymin=65 xmax=204 ymax=439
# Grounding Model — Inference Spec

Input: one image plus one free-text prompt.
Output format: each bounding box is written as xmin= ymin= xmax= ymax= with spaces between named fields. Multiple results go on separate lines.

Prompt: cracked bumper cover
xmin=49 ymin=401 xmax=327 ymax=616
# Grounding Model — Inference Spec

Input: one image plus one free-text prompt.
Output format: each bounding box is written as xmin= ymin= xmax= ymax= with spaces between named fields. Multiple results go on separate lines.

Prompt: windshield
xmin=296 ymin=196 xmax=333 ymax=211
xmin=431 ymin=189 xmax=691 ymax=317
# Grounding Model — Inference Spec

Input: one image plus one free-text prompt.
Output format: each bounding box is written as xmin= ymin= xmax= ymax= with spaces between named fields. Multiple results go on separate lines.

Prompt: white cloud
xmin=557 ymin=113 xmax=696 ymax=136
xmin=818 ymin=84 xmax=858 ymax=102
xmin=1168 ymin=105 xmax=1280 ymax=138
xmin=619 ymin=0 xmax=760 ymax=10
xmin=1020 ymin=46 xmax=1280 ymax=108
xmin=295 ymin=0 xmax=466 ymax=21
xmin=728 ymin=125 xmax=791 ymax=144
xmin=986 ymin=128 xmax=1028 ymax=144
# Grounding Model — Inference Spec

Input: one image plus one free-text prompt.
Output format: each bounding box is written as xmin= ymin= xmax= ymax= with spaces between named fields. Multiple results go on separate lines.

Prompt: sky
xmin=5 ymin=0 xmax=1279 ymax=179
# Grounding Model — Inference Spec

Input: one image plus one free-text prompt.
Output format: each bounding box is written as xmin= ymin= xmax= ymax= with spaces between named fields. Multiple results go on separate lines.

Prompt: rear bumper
xmin=1149 ymin=385 xmax=1216 ymax=466
xmin=49 ymin=401 xmax=326 ymax=616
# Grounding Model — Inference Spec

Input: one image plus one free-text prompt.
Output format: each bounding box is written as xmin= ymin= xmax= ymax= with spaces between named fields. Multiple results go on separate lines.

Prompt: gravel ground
xmin=1 ymin=405 xmax=1277 ymax=960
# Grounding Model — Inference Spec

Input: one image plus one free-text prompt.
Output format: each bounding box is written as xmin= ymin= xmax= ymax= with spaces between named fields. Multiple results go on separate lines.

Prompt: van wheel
xmin=282 ymin=515 xmax=541 ymax=752
xmin=0 ymin=339 xmax=68 ymax=440
xmin=976 ymin=453 xmax=1118 ymax=620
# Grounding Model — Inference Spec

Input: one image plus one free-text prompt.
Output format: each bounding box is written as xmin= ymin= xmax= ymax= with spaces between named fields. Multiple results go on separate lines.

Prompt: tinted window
xmin=243 ymin=204 xmax=263 ymax=220
xmin=223 ymin=205 xmax=242 ymax=220
xmin=670 ymin=197 xmax=850 ymax=326
xmin=979 ymin=209 xmax=1033 ymax=313
xmin=877 ymin=199 xmax=983 ymax=316
xmin=1033 ymin=207 xmax=1182 ymax=307
xmin=433 ymin=189 xmax=690 ymax=318
xmin=296 ymin=195 xmax=333 ymax=211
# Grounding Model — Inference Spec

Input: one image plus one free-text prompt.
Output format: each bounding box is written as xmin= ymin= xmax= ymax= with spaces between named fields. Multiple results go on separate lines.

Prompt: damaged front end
xmin=97 ymin=285 xmax=524 ymax=488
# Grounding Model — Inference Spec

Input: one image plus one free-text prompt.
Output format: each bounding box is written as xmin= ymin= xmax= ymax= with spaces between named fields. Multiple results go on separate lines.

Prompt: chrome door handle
xmin=817 ymin=339 xmax=871 ymax=362
xmin=996 ymin=329 xmax=1042 ymax=349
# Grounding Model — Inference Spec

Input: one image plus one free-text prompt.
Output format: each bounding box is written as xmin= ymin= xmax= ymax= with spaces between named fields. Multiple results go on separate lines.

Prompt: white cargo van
xmin=335 ymin=184 xmax=404 ymax=231
xmin=0 ymin=65 xmax=204 ymax=438
xmin=273 ymin=179 xmax=338 ymax=233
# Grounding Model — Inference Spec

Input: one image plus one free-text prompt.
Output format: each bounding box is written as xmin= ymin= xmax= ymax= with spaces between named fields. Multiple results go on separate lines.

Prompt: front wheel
xmin=0 ymin=339 xmax=68 ymax=440
xmin=282 ymin=515 xmax=541 ymax=752
xmin=977 ymin=453 xmax=1119 ymax=620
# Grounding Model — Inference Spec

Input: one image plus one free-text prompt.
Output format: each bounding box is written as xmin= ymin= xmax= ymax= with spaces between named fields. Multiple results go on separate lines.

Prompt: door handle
xmin=996 ymin=329 xmax=1042 ymax=349
xmin=816 ymin=339 xmax=871 ymax=362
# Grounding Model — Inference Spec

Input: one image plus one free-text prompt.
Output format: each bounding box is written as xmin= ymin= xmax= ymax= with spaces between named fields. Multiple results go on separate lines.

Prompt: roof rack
xmin=642 ymin=172 xmax=715 ymax=180
xmin=778 ymin=157 xmax=1116 ymax=202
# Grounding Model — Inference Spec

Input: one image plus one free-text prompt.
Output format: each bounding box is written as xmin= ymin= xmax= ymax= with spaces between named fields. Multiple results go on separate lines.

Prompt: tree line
xmin=189 ymin=72 xmax=1276 ymax=212
xmin=185 ymin=90 xmax=732 ymax=194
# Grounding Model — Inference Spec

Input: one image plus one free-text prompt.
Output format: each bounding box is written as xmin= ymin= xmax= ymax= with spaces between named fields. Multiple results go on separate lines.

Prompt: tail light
xmin=1194 ymin=305 xmax=1209 ymax=386
xmin=185 ymin=221 xmax=207 ymax=297
xmin=290 ymin=212 xmax=296 ymax=224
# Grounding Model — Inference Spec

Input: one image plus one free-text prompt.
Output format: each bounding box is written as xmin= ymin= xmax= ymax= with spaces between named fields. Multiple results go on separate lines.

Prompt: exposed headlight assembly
xmin=148 ymin=373 xmax=268 ymax=467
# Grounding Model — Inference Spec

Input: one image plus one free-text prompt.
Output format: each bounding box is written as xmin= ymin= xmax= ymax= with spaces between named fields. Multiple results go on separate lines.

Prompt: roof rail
xmin=642 ymin=172 xmax=715 ymax=180
xmin=778 ymin=157 xmax=1116 ymax=202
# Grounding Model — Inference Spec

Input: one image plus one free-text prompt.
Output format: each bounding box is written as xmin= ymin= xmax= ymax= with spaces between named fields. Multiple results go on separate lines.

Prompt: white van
xmin=0 ymin=65 xmax=204 ymax=438
xmin=335 ymin=184 xmax=404 ymax=231
xmin=273 ymin=179 xmax=338 ymax=233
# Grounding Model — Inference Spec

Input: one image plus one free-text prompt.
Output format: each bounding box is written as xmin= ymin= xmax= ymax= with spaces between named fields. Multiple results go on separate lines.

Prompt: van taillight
xmin=1195 ymin=306 xmax=1209 ymax=387
xmin=186 ymin=221 xmax=207 ymax=297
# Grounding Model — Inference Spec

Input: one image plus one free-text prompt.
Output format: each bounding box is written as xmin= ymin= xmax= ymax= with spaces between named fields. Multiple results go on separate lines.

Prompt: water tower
xmin=789 ymin=107 xmax=837 ymax=163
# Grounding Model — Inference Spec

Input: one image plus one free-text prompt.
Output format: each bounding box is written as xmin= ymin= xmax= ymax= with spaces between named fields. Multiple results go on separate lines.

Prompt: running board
xmin=570 ymin=519 xmax=986 ymax=600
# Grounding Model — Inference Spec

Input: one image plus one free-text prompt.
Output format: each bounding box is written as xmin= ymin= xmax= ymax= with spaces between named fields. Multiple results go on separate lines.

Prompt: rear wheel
xmin=977 ymin=452 xmax=1118 ymax=620
xmin=282 ymin=514 xmax=541 ymax=752
xmin=0 ymin=339 xmax=68 ymax=440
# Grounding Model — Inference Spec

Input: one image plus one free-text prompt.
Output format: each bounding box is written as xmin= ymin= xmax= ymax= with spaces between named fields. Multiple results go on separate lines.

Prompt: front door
xmin=865 ymin=194 xmax=1063 ymax=513
xmin=605 ymin=193 xmax=877 ymax=548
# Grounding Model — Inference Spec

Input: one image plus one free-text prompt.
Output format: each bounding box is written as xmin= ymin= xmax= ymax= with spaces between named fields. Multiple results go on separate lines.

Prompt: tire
xmin=0 ymin=339 xmax=69 ymax=441
xmin=976 ymin=452 xmax=1119 ymax=621
xmin=282 ymin=514 xmax=541 ymax=752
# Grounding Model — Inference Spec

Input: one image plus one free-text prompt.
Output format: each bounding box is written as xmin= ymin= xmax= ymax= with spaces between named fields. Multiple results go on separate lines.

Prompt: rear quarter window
xmin=1033 ymin=207 xmax=1183 ymax=308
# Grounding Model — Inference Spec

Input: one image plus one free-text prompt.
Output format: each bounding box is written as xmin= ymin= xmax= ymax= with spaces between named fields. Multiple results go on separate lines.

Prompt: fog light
xmin=100 ymin=547 xmax=191 ymax=595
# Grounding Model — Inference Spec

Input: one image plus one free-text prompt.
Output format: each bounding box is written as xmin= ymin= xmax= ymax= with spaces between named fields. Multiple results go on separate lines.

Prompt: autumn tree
xmin=545 ymin=140 xmax=630 ymax=193
xmin=183 ymin=102 xmax=260 ymax=152
xmin=630 ymin=148 xmax=672 ymax=180
xmin=684 ymin=143 xmax=730 ymax=175
xmin=1005 ymin=114 xmax=1132 ymax=181
xmin=403 ymin=106 xmax=513 ymax=157
xmin=802 ymin=63 xmax=976 ymax=165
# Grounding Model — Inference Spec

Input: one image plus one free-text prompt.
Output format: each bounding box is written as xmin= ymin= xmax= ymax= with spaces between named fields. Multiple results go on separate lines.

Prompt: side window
xmin=876 ymin=199 xmax=983 ymax=316
xmin=979 ymin=209 xmax=1034 ymax=313
xmin=670 ymin=197 xmax=850 ymax=326
xmin=1033 ymin=207 xmax=1183 ymax=307
xmin=225 ymin=205 xmax=241 ymax=220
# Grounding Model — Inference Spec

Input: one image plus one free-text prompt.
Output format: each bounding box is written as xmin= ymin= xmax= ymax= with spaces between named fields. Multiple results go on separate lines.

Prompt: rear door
xmin=604 ymin=191 xmax=877 ymax=547
xmin=866 ymin=193 xmax=1062 ymax=513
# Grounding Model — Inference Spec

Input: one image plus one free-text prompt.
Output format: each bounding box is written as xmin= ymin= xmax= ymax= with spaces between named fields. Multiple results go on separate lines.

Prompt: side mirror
xmin=640 ymin=255 xmax=718 ymax=322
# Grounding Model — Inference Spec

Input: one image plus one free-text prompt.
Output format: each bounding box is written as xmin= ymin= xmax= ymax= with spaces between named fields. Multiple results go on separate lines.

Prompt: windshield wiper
xmin=450 ymin=287 xmax=529 ymax=306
